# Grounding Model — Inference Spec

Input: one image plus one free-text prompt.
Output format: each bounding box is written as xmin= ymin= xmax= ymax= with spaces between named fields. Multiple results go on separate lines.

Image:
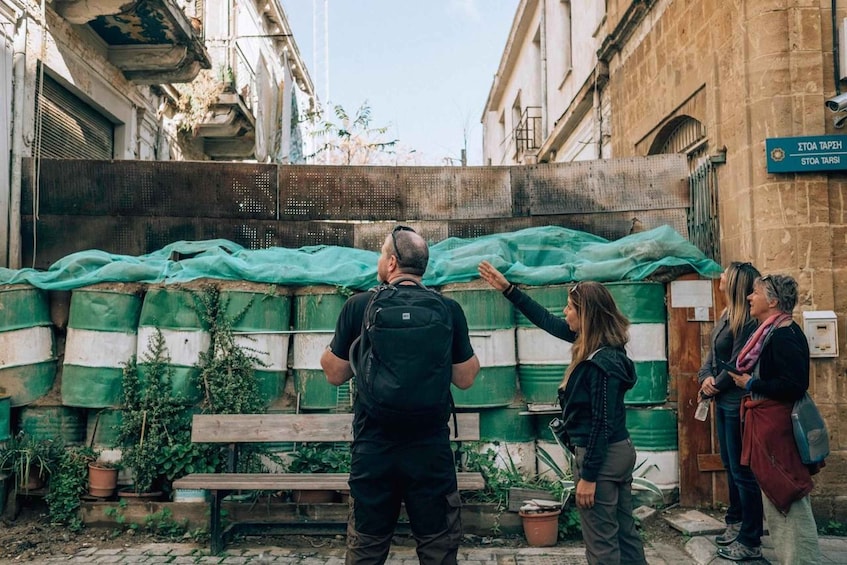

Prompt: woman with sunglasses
xmin=729 ymin=274 xmax=821 ymax=564
xmin=696 ymin=262 xmax=764 ymax=561
xmin=478 ymin=261 xmax=646 ymax=565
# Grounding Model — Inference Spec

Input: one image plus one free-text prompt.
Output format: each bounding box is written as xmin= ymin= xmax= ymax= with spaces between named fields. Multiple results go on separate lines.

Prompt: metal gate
xmin=688 ymin=159 xmax=720 ymax=264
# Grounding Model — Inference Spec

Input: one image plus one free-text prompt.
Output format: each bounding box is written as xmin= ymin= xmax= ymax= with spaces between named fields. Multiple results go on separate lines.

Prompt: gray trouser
xmin=574 ymin=438 xmax=647 ymax=565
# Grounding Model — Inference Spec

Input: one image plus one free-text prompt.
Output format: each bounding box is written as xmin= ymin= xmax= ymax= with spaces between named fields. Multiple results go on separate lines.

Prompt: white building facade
xmin=482 ymin=0 xmax=608 ymax=165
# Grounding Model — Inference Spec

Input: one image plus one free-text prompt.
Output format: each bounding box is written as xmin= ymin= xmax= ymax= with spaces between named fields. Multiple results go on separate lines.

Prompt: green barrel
xmin=62 ymin=284 xmax=143 ymax=408
xmin=440 ymin=281 xmax=517 ymax=407
xmin=477 ymin=405 xmax=536 ymax=442
xmin=515 ymin=283 xmax=668 ymax=405
xmin=137 ymin=285 xmax=211 ymax=402
xmin=626 ymin=407 xmax=678 ymax=451
xmin=515 ymin=286 xmax=570 ymax=404
xmin=626 ymin=406 xmax=679 ymax=491
xmin=0 ymin=285 xmax=56 ymax=407
xmin=18 ymin=405 xmax=86 ymax=444
xmin=0 ymin=394 xmax=10 ymax=441
xmin=606 ymin=282 xmax=668 ymax=405
xmin=221 ymin=282 xmax=291 ymax=407
xmin=292 ymin=286 xmax=351 ymax=410
xmin=86 ymin=408 xmax=124 ymax=449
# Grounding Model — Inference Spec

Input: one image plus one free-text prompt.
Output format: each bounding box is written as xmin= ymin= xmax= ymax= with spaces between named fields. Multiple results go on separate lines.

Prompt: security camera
xmin=826 ymin=93 xmax=847 ymax=112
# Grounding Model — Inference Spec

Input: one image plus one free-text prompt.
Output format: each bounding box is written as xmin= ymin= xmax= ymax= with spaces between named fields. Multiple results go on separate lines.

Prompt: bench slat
xmin=173 ymin=472 xmax=485 ymax=492
xmin=190 ymin=413 xmax=480 ymax=443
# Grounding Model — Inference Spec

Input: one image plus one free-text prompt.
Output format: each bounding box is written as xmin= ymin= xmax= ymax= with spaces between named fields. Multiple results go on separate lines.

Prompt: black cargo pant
xmin=346 ymin=436 xmax=462 ymax=565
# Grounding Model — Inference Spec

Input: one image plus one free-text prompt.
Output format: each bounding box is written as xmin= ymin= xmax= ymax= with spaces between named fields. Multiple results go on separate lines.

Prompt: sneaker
xmin=715 ymin=522 xmax=742 ymax=546
xmin=716 ymin=541 xmax=763 ymax=561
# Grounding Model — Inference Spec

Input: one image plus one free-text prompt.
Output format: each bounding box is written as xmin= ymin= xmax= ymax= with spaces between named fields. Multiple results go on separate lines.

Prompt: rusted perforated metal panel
xmin=24 ymin=160 xmax=277 ymax=219
xmin=21 ymin=156 xmax=691 ymax=268
xmin=279 ymin=166 xmax=401 ymax=220
xmin=511 ymin=154 xmax=688 ymax=215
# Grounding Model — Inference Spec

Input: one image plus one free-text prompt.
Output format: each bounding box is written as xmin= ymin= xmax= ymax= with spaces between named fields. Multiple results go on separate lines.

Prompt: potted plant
xmin=286 ymin=443 xmax=351 ymax=503
xmin=88 ymin=459 xmax=120 ymax=498
xmin=518 ymin=499 xmax=562 ymax=547
xmin=0 ymin=432 xmax=58 ymax=491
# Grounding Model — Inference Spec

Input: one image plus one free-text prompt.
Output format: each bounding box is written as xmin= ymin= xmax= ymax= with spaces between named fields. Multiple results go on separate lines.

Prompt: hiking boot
xmin=715 ymin=522 xmax=742 ymax=546
xmin=716 ymin=541 xmax=763 ymax=561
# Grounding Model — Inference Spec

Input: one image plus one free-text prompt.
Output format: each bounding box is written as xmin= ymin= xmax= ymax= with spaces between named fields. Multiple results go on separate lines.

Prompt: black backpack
xmin=349 ymin=278 xmax=455 ymax=430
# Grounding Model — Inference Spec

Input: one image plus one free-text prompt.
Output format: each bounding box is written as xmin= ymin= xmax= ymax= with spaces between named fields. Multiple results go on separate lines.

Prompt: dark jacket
xmin=698 ymin=312 xmax=757 ymax=406
xmin=504 ymin=286 xmax=635 ymax=482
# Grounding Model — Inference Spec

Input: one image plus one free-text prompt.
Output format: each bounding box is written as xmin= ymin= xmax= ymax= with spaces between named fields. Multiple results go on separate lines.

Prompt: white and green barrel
xmin=220 ymin=282 xmax=291 ymax=408
xmin=440 ymin=281 xmax=517 ymax=407
xmin=292 ymin=286 xmax=351 ymax=410
xmin=626 ymin=406 xmax=678 ymax=496
xmin=515 ymin=286 xmax=571 ymax=404
xmin=18 ymin=405 xmax=86 ymax=444
xmin=473 ymin=404 xmax=536 ymax=475
xmin=517 ymin=282 xmax=667 ymax=405
xmin=0 ymin=285 xmax=56 ymax=406
xmin=62 ymin=284 xmax=143 ymax=408
xmin=607 ymin=282 xmax=668 ymax=405
xmin=137 ymin=285 xmax=210 ymax=403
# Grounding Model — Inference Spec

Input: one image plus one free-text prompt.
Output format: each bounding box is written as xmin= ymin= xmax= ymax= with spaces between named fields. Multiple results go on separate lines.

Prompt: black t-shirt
xmin=328 ymin=284 xmax=476 ymax=447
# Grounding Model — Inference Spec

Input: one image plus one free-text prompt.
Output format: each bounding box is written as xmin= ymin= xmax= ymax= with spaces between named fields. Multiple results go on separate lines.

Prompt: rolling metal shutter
xmin=35 ymin=74 xmax=114 ymax=160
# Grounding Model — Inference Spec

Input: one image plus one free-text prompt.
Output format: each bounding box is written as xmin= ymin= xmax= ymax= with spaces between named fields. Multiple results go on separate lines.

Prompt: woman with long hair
xmin=478 ymin=261 xmax=646 ymax=565
xmin=697 ymin=261 xmax=763 ymax=561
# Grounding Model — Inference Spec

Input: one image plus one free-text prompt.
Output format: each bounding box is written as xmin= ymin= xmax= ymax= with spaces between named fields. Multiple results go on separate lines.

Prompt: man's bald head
xmin=387 ymin=227 xmax=428 ymax=276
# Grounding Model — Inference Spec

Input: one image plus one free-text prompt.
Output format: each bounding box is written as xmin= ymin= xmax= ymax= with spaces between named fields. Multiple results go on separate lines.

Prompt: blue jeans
xmin=716 ymin=401 xmax=763 ymax=547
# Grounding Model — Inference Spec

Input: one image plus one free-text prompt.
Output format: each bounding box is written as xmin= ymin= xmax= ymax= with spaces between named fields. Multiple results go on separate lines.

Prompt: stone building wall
xmin=605 ymin=0 xmax=847 ymax=520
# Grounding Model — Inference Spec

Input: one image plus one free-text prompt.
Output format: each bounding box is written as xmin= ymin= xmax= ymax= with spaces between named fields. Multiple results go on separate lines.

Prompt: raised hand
xmin=478 ymin=260 xmax=510 ymax=292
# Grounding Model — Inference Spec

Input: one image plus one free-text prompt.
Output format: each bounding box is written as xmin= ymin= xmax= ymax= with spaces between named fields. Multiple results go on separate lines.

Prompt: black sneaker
xmin=715 ymin=522 xmax=742 ymax=546
xmin=716 ymin=541 xmax=763 ymax=561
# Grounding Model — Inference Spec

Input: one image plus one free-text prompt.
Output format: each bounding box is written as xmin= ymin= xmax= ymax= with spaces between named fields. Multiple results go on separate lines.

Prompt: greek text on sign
xmin=766 ymin=135 xmax=847 ymax=173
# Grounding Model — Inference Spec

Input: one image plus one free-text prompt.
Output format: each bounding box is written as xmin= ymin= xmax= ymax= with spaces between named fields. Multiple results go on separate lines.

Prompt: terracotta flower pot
xmin=519 ymin=509 xmax=561 ymax=547
xmin=88 ymin=463 xmax=118 ymax=498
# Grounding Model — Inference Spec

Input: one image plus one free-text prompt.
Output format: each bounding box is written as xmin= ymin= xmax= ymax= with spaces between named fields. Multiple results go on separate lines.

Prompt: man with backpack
xmin=320 ymin=225 xmax=480 ymax=565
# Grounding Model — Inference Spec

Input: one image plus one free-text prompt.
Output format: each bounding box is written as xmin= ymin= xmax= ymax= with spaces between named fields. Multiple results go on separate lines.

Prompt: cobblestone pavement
xmin=1 ymin=542 xmax=692 ymax=564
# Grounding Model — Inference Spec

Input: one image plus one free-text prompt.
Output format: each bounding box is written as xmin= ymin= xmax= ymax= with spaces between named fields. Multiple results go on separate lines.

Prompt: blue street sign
xmin=766 ymin=135 xmax=847 ymax=173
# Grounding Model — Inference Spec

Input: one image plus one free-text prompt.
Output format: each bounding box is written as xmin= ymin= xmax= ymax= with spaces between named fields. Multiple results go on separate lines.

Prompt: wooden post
xmin=668 ymin=274 xmax=713 ymax=506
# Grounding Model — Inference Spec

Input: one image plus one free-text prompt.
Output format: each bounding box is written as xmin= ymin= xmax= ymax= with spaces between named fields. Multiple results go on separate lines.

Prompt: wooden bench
xmin=173 ymin=412 xmax=485 ymax=553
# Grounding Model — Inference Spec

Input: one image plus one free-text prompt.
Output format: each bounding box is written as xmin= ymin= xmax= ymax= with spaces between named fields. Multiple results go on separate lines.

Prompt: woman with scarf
xmin=696 ymin=262 xmax=763 ymax=560
xmin=729 ymin=274 xmax=821 ymax=564
xmin=478 ymin=261 xmax=646 ymax=565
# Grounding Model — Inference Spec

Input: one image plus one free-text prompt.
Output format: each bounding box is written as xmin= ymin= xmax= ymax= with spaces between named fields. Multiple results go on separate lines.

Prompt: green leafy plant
xmin=45 ymin=445 xmax=98 ymax=531
xmin=819 ymin=519 xmax=847 ymax=536
xmin=287 ymin=444 xmax=351 ymax=474
xmin=0 ymin=431 xmax=59 ymax=491
xmin=118 ymin=330 xmax=194 ymax=494
xmin=194 ymin=284 xmax=265 ymax=416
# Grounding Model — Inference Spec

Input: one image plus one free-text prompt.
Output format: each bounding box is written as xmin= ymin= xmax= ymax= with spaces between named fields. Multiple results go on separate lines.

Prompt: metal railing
xmin=515 ymin=106 xmax=542 ymax=157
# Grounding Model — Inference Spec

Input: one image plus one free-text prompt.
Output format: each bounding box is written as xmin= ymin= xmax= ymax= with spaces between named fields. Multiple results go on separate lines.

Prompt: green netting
xmin=0 ymin=225 xmax=721 ymax=291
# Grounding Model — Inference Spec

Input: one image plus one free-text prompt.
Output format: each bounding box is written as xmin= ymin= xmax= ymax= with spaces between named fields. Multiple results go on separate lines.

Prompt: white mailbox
xmin=802 ymin=311 xmax=839 ymax=358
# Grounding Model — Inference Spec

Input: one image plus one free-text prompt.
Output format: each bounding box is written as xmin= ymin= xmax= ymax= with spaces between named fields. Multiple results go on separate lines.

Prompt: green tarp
xmin=0 ymin=225 xmax=721 ymax=291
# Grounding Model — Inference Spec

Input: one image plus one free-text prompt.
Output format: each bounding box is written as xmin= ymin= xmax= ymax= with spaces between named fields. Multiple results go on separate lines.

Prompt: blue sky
xmin=284 ymin=1 xmax=519 ymax=165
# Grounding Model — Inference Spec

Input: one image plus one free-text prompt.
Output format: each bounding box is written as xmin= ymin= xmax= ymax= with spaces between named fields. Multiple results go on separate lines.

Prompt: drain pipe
xmin=9 ymin=15 xmax=27 ymax=269
xmin=540 ymin=0 xmax=548 ymax=138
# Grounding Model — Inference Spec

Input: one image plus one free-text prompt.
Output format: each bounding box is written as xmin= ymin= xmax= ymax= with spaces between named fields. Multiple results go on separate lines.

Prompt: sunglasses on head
xmin=569 ymin=281 xmax=581 ymax=296
xmin=391 ymin=225 xmax=416 ymax=262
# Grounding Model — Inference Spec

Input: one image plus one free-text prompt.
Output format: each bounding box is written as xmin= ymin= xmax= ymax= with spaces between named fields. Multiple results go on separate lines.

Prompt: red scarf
xmin=736 ymin=313 xmax=792 ymax=373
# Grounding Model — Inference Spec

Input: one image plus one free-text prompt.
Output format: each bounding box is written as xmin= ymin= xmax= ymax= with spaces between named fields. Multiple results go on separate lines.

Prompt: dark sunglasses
xmin=391 ymin=225 xmax=416 ymax=262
